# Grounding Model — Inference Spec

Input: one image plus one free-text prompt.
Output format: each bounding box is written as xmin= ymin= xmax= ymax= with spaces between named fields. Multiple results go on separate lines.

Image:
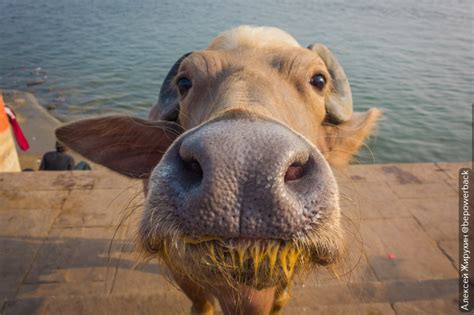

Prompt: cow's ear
xmin=319 ymin=108 xmax=382 ymax=166
xmin=55 ymin=115 xmax=183 ymax=178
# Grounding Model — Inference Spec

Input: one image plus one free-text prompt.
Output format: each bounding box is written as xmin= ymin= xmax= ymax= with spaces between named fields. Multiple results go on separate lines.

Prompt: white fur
xmin=208 ymin=25 xmax=300 ymax=50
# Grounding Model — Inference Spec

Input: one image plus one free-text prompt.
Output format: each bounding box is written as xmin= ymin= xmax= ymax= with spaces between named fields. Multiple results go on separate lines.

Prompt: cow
xmin=56 ymin=25 xmax=381 ymax=315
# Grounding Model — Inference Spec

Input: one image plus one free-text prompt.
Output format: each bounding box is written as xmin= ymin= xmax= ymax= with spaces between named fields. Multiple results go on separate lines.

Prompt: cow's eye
xmin=177 ymin=77 xmax=192 ymax=95
xmin=309 ymin=74 xmax=326 ymax=90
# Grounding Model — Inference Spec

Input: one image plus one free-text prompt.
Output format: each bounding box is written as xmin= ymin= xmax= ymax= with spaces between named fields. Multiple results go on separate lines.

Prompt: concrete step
xmin=0 ymin=162 xmax=470 ymax=314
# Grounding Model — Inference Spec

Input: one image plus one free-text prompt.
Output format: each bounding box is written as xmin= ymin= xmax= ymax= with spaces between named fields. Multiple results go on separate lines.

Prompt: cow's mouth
xmin=140 ymin=232 xmax=343 ymax=289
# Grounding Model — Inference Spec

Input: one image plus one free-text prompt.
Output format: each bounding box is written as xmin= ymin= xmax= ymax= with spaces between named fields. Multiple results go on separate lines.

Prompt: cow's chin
xmin=139 ymin=228 xmax=344 ymax=289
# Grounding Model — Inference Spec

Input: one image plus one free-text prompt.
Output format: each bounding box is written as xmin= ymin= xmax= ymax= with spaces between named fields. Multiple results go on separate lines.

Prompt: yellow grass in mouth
xmin=151 ymin=237 xmax=312 ymax=289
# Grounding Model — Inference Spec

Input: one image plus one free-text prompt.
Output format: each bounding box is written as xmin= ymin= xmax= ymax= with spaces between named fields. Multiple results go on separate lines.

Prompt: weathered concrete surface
xmin=0 ymin=162 xmax=471 ymax=314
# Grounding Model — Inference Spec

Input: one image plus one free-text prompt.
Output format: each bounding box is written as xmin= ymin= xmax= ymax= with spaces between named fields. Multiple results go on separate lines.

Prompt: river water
xmin=0 ymin=0 xmax=472 ymax=163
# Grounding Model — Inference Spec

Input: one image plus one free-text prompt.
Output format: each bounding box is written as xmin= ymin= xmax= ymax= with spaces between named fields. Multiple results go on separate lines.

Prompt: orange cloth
xmin=0 ymin=92 xmax=21 ymax=171
xmin=0 ymin=94 xmax=9 ymax=133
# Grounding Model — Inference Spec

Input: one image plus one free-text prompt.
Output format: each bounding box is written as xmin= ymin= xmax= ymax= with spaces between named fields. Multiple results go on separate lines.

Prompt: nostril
xmin=183 ymin=158 xmax=203 ymax=178
xmin=285 ymin=159 xmax=310 ymax=182
xmin=178 ymin=142 xmax=204 ymax=183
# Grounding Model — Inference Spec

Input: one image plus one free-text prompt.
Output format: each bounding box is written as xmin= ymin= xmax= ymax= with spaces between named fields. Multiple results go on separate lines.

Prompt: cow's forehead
xmin=181 ymin=47 xmax=326 ymax=76
xmin=208 ymin=25 xmax=301 ymax=51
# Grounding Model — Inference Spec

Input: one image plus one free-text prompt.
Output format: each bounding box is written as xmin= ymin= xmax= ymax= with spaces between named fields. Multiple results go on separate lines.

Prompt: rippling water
xmin=0 ymin=0 xmax=472 ymax=163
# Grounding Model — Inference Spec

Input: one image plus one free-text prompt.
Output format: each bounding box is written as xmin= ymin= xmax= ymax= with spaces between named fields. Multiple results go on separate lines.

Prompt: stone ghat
xmin=0 ymin=162 xmax=470 ymax=314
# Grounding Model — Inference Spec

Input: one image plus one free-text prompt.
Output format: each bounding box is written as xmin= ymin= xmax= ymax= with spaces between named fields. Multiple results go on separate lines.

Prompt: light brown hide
xmin=56 ymin=26 xmax=382 ymax=315
xmin=148 ymin=37 xmax=380 ymax=315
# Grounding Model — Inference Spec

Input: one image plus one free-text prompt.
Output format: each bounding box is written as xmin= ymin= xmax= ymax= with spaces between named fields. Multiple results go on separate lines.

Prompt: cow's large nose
xmin=150 ymin=118 xmax=337 ymax=239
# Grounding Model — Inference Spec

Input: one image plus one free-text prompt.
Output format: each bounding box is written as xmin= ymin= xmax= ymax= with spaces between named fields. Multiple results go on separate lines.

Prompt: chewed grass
xmin=137 ymin=234 xmax=343 ymax=290
xmin=156 ymin=238 xmax=304 ymax=289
